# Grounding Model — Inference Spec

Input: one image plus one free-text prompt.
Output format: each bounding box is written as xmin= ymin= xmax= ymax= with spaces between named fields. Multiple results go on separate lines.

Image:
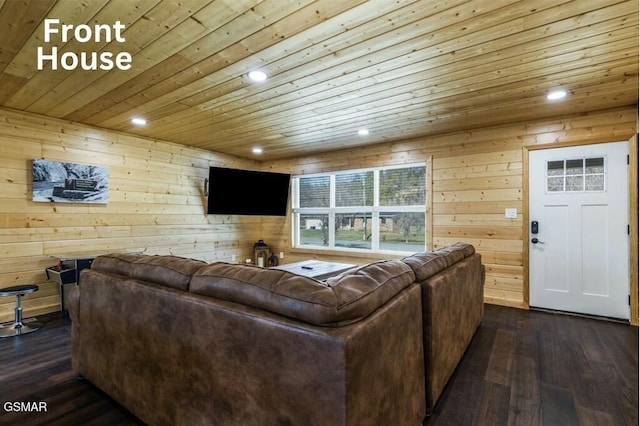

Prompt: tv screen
xmin=207 ymin=167 xmax=291 ymax=216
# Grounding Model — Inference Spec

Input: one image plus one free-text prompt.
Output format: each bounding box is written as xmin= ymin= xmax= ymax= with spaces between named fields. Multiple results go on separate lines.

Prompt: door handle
xmin=531 ymin=238 xmax=545 ymax=244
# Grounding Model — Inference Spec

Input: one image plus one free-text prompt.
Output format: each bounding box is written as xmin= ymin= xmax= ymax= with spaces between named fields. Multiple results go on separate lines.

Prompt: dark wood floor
xmin=0 ymin=305 xmax=637 ymax=425
xmin=426 ymin=305 xmax=639 ymax=426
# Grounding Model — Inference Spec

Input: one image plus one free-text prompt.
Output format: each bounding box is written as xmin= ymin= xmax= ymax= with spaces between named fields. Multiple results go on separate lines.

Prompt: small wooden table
xmin=273 ymin=260 xmax=356 ymax=280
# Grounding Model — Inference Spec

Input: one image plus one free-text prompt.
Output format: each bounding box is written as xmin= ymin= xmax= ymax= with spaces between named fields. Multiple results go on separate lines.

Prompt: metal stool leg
xmin=15 ymin=293 xmax=24 ymax=327
xmin=0 ymin=293 xmax=43 ymax=338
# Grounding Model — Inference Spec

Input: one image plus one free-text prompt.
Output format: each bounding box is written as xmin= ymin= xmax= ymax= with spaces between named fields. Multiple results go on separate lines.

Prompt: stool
xmin=0 ymin=285 xmax=43 ymax=338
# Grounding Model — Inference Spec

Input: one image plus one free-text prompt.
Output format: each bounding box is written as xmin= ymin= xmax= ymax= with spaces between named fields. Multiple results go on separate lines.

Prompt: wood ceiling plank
xmin=222 ymin=4 xmax=632 ymax=123
xmin=77 ymin=0 xmax=373 ymax=126
xmin=89 ymin=0 xmax=636 ymax=159
xmin=205 ymin=79 xmax=637 ymax=159
xmin=165 ymin=43 xmax=637 ymax=150
xmin=522 ymin=0 xmax=635 ymax=29
xmin=47 ymin=0 xmax=265 ymax=119
xmin=3 ymin=0 xmax=108 ymax=83
xmin=166 ymin=9 xmax=640 ymax=151
xmin=120 ymin=0 xmax=536 ymax=140
xmin=141 ymin=0 xmax=616 ymax=141
xmin=92 ymin=0 xmax=436 ymax=129
xmin=0 ymin=73 xmax=28 ymax=104
xmin=174 ymin=0 xmax=481 ymax=108
xmin=56 ymin=0 xmax=320 ymax=122
xmin=141 ymin=0 xmax=531 ymax=128
xmin=0 ymin=0 xmax=56 ymax=74
xmin=89 ymin=0 xmax=480 ymax=133
xmin=24 ymin=0 xmax=211 ymax=116
xmin=5 ymin=0 xmax=162 ymax=112
xmin=0 ymin=0 xmax=636 ymax=160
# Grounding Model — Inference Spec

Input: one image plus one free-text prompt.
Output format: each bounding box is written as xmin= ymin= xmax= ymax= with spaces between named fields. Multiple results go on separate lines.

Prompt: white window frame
xmin=291 ymin=163 xmax=427 ymax=255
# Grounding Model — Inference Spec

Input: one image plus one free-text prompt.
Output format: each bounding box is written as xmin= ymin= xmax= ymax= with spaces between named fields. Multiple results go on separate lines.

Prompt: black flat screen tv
xmin=207 ymin=167 xmax=291 ymax=216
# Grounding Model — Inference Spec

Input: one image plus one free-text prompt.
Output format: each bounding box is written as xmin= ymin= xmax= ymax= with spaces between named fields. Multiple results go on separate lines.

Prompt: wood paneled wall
xmin=0 ymin=107 xmax=288 ymax=322
xmin=270 ymin=106 xmax=638 ymax=310
xmin=0 ymin=106 xmax=637 ymax=322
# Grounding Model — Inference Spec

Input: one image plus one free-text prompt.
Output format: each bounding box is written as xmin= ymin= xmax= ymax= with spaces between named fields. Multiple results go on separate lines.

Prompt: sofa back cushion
xmin=402 ymin=242 xmax=475 ymax=282
xmin=436 ymin=242 xmax=476 ymax=266
xmin=189 ymin=260 xmax=415 ymax=327
xmin=90 ymin=254 xmax=206 ymax=291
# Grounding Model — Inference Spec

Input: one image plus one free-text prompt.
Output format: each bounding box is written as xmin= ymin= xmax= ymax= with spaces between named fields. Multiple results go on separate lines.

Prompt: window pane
xmin=586 ymin=175 xmax=604 ymax=191
xmin=379 ymin=212 xmax=425 ymax=252
xmin=585 ymin=157 xmax=604 ymax=174
xmin=299 ymin=176 xmax=329 ymax=208
xmin=298 ymin=214 xmax=328 ymax=247
xmin=335 ymin=213 xmax=372 ymax=249
xmin=566 ymin=159 xmax=584 ymax=175
xmin=379 ymin=166 xmax=426 ymax=206
xmin=566 ymin=175 xmax=583 ymax=191
xmin=547 ymin=177 xmax=564 ymax=192
xmin=547 ymin=161 xmax=564 ymax=176
xmin=293 ymin=164 xmax=428 ymax=253
xmin=335 ymin=172 xmax=373 ymax=207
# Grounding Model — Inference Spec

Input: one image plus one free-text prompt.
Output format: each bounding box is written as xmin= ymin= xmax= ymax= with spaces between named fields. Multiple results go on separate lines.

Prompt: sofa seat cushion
xmin=402 ymin=242 xmax=475 ymax=282
xmin=90 ymin=254 xmax=206 ymax=291
xmin=190 ymin=260 xmax=415 ymax=327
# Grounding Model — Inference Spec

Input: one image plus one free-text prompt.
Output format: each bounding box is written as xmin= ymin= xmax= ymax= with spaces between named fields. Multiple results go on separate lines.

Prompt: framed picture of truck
xmin=32 ymin=159 xmax=108 ymax=204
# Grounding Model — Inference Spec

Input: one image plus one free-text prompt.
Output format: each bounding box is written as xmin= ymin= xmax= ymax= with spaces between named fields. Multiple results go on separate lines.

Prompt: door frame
xmin=523 ymin=137 xmax=639 ymax=325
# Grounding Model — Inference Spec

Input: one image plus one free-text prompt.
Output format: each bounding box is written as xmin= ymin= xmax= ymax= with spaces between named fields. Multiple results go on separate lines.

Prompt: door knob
xmin=531 ymin=238 xmax=545 ymax=244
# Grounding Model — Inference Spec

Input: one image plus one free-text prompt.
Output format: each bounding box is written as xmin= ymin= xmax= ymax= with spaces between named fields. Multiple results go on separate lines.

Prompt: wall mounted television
xmin=207 ymin=167 xmax=291 ymax=216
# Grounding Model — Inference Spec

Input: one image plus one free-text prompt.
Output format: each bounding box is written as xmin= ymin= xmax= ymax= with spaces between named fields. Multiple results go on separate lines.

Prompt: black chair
xmin=0 ymin=285 xmax=43 ymax=337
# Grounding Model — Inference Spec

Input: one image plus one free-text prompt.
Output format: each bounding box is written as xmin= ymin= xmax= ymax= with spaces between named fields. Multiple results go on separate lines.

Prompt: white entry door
xmin=529 ymin=142 xmax=629 ymax=320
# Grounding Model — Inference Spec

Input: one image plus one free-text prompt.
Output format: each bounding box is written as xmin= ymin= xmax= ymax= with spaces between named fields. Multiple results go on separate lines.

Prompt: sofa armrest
xmin=421 ymin=253 xmax=484 ymax=413
xmin=67 ymin=285 xmax=80 ymax=324
xmin=66 ymin=284 xmax=81 ymax=373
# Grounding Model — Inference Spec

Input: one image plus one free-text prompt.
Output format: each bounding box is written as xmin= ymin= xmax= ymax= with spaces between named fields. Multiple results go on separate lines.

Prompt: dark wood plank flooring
xmin=0 ymin=304 xmax=637 ymax=425
xmin=426 ymin=305 xmax=639 ymax=426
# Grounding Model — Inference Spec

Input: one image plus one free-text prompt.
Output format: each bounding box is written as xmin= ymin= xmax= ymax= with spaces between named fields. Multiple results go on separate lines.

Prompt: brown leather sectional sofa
xmin=68 ymin=242 xmax=484 ymax=425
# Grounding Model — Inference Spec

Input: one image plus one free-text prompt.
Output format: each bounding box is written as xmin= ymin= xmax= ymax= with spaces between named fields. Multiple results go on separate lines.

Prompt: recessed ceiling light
xmin=252 ymin=147 xmax=263 ymax=154
xmin=358 ymin=129 xmax=369 ymax=136
xmin=248 ymin=70 xmax=268 ymax=82
xmin=546 ymin=90 xmax=567 ymax=101
xmin=131 ymin=117 xmax=147 ymax=126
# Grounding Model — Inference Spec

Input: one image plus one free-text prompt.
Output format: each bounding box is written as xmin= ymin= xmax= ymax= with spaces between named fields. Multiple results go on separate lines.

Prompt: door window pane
xmin=566 ymin=176 xmax=584 ymax=192
xmin=546 ymin=157 xmax=605 ymax=193
xmin=585 ymin=158 xmax=604 ymax=174
xmin=547 ymin=176 xmax=564 ymax=192
xmin=586 ymin=175 xmax=604 ymax=191
xmin=585 ymin=157 xmax=605 ymax=191
xmin=547 ymin=161 xmax=564 ymax=176
xmin=566 ymin=159 xmax=584 ymax=175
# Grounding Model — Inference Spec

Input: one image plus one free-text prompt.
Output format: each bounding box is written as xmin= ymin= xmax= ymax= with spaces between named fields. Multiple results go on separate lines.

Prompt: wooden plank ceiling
xmin=0 ymin=0 xmax=637 ymax=160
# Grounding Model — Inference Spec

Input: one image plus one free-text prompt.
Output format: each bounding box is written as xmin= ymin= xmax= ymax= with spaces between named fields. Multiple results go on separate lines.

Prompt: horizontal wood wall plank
xmin=274 ymin=107 xmax=637 ymax=309
xmin=0 ymin=107 xmax=283 ymax=322
xmin=1 ymin=106 xmax=636 ymax=319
